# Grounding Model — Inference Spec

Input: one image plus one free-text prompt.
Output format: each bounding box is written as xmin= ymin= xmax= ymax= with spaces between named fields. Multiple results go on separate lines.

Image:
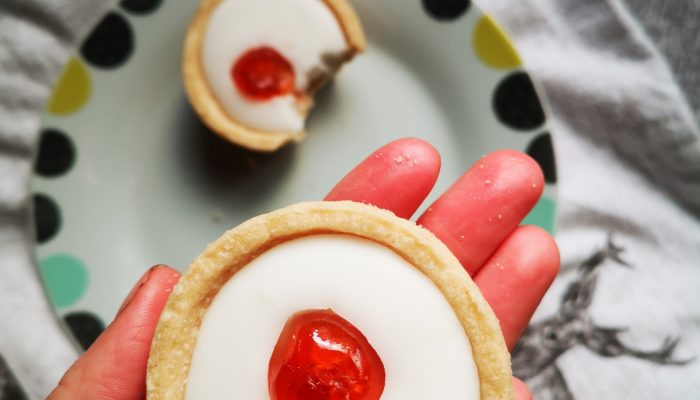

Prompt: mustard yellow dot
xmin=473 ymin=15 xmax=522 ymax=70
xmin=47 ymin=57 xmax=92 ymax=115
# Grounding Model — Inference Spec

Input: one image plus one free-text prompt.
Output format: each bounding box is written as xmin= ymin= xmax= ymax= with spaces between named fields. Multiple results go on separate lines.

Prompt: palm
xmin=50 ymin=138 xmax=558 ymax=400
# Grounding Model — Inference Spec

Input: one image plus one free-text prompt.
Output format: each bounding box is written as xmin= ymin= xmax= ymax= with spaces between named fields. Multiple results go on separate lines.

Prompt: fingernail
xmin=117 ymin=265 xmax=163 ymax=315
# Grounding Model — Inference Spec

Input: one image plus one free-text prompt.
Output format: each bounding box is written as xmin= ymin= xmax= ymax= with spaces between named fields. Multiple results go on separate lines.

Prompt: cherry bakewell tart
xmin=183 ymin=0 xmax=365 ymax=152
xmin=147 ymin=201 xmax=514 ymax=399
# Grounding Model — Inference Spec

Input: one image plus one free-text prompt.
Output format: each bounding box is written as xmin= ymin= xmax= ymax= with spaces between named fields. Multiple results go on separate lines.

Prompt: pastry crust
xmin=182 ymin=0 xmax=366 ymax=152
xmin=147 ymin=201 xmax=514 ymax=399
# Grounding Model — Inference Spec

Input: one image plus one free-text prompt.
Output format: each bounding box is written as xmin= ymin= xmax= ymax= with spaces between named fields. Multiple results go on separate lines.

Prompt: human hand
xmin=49 ymin=138 xmax=559 ymax=400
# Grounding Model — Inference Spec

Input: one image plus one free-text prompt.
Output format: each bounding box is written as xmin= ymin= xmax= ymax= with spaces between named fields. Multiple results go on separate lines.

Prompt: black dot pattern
xmin=526 ymin=132 xmax=557 ymax=184
xmin=422 ymin=0 xmax=470 ymax=21
xmin=493 ymin=72 xmax=545 ymax=131
xmin=35 ymin=128 xmax=75 ymax=177
xmin=33 ymin=194 xmax=61 ymax=244
xmin=80 ymin=12 xmax=134 ymax=69
xmin=64 ymin=312 xmax=105 ymax=351
xmin=120 ymin=0 xmax=163 ymax=15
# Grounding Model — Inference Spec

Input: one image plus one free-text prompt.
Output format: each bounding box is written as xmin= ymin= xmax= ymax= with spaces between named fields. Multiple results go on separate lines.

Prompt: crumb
xmin=485 ymin=179 xmax=492 ymax=185
xmin=211 ymin=210 xmax=224 ymax=223
xmin=394 ymin=156 xmax=404 ymax=164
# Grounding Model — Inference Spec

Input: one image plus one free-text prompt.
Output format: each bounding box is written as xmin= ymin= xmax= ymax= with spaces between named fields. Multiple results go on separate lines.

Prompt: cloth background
xmin=1 ymin=0 xmax=698 ymax=398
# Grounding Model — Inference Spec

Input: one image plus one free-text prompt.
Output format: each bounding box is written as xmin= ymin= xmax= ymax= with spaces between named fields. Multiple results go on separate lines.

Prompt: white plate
xmin=32 ymin=0 xmax=557 ymax=348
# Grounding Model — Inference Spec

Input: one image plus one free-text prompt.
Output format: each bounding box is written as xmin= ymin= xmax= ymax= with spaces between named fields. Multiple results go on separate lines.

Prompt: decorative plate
xmin=32 ymin=0 xmax=557 ymax=349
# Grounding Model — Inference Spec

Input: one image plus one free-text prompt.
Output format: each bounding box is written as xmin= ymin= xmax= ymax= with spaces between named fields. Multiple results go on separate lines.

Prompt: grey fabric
xmin=480 ymin=0 xmax=700 ymax=398
xmin=1 ymin=0 xmax=699 ymax=399
xmin=0 ymin=1 xmax=112 ymax=398
xmin=485 ymin=0 xmax=700 ymax=217
xmin=0 ymin=355 xmax=27 ymax=400
xmin=626 ymin=0 xmax=700 ymax=119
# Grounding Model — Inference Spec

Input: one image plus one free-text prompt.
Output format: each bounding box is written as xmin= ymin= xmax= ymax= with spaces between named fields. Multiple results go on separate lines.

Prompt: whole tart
xmin=147 ymin=201 xmax=514 ymax=399
xmin=183 ymin=0 xmax=366 ymax=152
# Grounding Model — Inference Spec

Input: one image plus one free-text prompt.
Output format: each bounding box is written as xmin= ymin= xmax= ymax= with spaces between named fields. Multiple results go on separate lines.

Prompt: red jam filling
xmin=232 ymin=46 xmax=296 ymax=101
xmin=268 ymin=309 xmax=386 ymax=400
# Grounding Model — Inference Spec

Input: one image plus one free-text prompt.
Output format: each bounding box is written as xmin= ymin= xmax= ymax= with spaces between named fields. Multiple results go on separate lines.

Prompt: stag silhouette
xmin=512 ymin=236 xmax=693 ymax=400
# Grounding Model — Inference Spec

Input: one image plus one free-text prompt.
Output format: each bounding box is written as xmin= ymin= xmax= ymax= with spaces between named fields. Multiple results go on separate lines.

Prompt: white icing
xmin=202 ymin=0 xmax=348 ymax=132
xmin=186 ymin=235 xmax=480 ymax=400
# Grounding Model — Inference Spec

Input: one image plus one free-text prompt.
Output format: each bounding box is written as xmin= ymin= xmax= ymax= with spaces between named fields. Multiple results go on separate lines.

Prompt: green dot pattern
xmin=39 ymin=254 xmax=89 ymax=308
xmin=523 ymin=196 xmax=556 ymax=234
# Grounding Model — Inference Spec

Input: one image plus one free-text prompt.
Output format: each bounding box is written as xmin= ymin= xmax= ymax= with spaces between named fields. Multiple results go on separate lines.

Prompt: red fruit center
xmin=232 ymin=46 xmax=296 ymax=101
xmin=268 ymin=309 xmax=386 ymax=400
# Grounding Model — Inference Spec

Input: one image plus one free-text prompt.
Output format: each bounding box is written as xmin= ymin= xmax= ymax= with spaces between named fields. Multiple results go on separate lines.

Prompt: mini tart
xmin=147 ymin=201 xmax=514 ymax=399
xmin=183 ymin=0 xmax=366 ymax=152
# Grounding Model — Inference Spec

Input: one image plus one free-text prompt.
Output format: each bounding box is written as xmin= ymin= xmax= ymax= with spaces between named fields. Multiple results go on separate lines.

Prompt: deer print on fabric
xmin=512 ymin=236 xmax=693 ymax=400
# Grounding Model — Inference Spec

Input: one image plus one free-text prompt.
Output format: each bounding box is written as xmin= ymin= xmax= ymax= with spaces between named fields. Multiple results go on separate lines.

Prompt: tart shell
xmin=147 ymin=201 xmax=514 ymax=399
xmin=182 ymin=0 xmax=366 ymax=152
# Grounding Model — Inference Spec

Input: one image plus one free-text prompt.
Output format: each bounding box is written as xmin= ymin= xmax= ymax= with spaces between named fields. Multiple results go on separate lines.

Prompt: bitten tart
xmin=183 ymin=0 xmax=365 ymax=152
xmin=147 ymin=201 xmax=514 ymax=399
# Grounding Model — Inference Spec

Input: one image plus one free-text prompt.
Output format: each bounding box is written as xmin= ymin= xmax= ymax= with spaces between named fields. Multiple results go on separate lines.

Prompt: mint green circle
xmin=523 ymin=196 xmax=557 ymax=234
xmin=39 ymin=254 xmax=88 ymax=308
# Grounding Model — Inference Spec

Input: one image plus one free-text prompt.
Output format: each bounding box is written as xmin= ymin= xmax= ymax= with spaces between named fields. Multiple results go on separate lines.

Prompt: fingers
xmin=417 ymin=150 xmax=543 ymax=275
xmin=514 ymin=378 xmax=533 ymax=400
xmin=475 ymin=226 xmax=560 ymax=350
xmin=325 ymin=138 xmax=441 ymax=219
xmin=48 ymin=265 xmax=181 ymax=400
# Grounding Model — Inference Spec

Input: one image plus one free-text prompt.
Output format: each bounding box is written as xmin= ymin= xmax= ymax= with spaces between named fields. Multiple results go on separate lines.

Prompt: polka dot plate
xmin=33 ymin=0 xmax=557 ymax=349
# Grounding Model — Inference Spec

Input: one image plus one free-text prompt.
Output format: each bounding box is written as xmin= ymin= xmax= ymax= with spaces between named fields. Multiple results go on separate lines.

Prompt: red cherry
xmin=268 ymin=309 xmax=386 ymax=400
xmin=231 ymin=46 xmax=296 ymax=101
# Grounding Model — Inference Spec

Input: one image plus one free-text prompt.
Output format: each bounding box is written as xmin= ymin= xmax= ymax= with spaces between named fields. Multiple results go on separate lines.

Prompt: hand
xmin=49 ymin=138 xmax=559 ymax=400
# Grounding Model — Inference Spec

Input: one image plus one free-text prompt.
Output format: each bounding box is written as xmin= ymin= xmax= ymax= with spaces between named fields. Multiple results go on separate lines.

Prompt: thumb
xmin=48 ymin=265 xmax=180 ymax=400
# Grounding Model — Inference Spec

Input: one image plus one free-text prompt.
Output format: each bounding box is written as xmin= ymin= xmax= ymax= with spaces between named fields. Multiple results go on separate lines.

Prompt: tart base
xmin=182 ymin=0 xmax=366 ymax=152
xmin=147 ymin=201 xmax=514 ymax=399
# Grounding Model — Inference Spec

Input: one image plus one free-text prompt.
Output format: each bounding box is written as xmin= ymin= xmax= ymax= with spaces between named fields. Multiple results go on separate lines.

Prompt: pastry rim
xmin=182 ymin=0 xmax=366 ymax=152
xmin=147 ymin=201 xmax=514 ymax=399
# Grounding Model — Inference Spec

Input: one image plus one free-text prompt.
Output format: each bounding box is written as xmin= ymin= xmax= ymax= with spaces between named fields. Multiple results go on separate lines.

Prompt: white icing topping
xmin=202 ymin=0 xmax=348 ymax=132
xmin=186 ymin=235 xmax=479 ymax=399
